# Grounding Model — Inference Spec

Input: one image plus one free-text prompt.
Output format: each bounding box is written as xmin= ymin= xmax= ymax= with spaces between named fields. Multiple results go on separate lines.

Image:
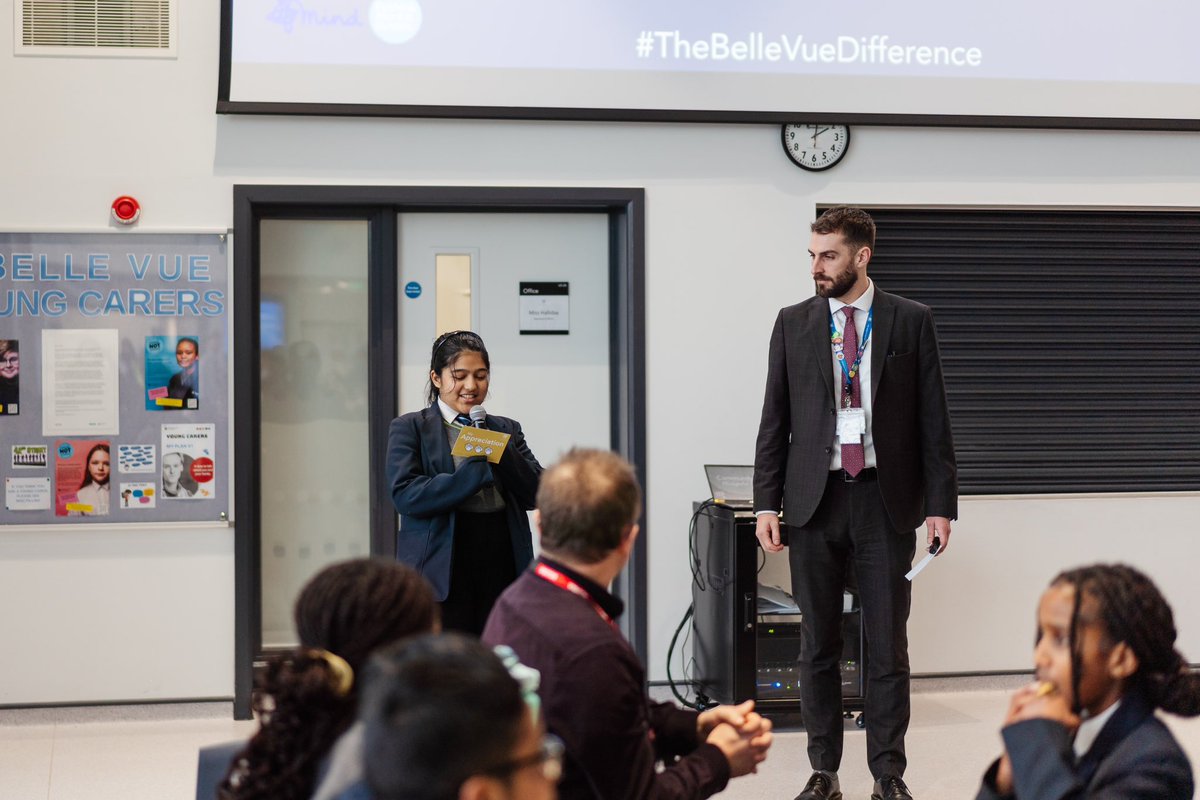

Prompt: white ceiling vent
xmin=17 ymin=0 xmax=176 ymax=57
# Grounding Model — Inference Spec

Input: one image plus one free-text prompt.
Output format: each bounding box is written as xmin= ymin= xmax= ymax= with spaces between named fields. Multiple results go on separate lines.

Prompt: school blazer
xmin=976 ymin=691 xmax=1194 ymax=800
xmin=385 ymin=404 xmax=541 ymax=601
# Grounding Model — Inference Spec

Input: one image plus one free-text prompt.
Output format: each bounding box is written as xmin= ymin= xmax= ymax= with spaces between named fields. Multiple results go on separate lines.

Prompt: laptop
xmin=703 ymin=464 xmax=755 ymax=510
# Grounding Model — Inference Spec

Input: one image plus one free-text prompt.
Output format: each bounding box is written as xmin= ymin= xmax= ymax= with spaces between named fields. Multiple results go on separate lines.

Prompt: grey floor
xmin=2 ymin=677 xmax=1198 ymax=799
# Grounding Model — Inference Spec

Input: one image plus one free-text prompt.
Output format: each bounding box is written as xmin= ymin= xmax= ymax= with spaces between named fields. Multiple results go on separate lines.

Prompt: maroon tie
xmin=840 ymin=306 xmax=865 ymax=477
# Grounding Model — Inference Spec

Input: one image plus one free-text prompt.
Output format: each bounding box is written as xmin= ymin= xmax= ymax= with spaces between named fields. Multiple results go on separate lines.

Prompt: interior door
xmin=234 ymin=186 xmax=645 ymax=718
xmin=396 ymin=212 xmax=612 ymax=466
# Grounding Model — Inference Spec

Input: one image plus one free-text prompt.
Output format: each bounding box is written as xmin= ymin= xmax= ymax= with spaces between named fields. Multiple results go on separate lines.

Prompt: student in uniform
xmin=977 ymin=563 xmax=1200 ymax=800
xmin=385 ymin=330 xmax=542 ymax=635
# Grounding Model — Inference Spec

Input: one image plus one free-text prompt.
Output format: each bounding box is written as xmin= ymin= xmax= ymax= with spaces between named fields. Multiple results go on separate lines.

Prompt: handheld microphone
xmin=469 ymin=406 xmax=487 ymax=428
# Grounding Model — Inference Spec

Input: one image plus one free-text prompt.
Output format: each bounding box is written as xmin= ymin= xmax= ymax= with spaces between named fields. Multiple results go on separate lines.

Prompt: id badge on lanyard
xmin=837 ymin=407 xmax=866 ymax=444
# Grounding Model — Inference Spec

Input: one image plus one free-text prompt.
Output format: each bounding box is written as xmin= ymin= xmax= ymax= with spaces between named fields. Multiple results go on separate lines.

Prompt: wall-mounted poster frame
xmin=0 ymin=232 xmax=230 ymax=524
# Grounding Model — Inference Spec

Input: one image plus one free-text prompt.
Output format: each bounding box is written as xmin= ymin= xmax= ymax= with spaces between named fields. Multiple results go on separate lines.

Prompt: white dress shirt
xmin=1074 ymin=698 xmax=1120 ymax=760
xmin=827 ymin=280 xmax=876 ymax=471
xmin=437 ymin=397 xmax=466 ymax=424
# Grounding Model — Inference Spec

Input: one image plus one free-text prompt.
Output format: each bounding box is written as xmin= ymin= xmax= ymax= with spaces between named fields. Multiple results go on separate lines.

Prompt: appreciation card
xmin=450 ymin=427 xmax=511 ymax=464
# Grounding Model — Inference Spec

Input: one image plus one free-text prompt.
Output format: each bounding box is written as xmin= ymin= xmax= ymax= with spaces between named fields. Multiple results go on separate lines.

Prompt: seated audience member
xmin=204 ymin=558 xmax=437 ymax=800
xmin=483 ymin=448 xmax=772 ymax=800
xmin=359 ymin=632 xmax=561 ymax=800
xmin=977 ymin=563 xmax=1200 ymax=800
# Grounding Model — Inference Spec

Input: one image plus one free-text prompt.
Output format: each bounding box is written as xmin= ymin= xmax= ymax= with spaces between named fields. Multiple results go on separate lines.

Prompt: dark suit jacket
xmin=976 ymin=692 xmax=1195 ymax=800
xmin=754 ymin=287 xmax=957 ymax=532
xmin=385 ymin=404 xmax=541 ymax=601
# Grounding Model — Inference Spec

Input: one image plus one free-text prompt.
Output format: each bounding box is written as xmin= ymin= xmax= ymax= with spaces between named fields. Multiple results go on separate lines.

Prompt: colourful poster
xmin=117 ymin=444 xmax=156 ymax=474
xmin=145 ymin=335 xmax=199 ymax=411
xmin=161 ymin=423 xmax=215 ymax=499
xmin=12 ymin=444 xmax=48 ymax=469
xmin=119 ymin=482 xmax=157 ymax=509
xmin=55 ymin=439 xmax=112 ymax=517
xmin=0 ymin=338 xmax=19 ymax=415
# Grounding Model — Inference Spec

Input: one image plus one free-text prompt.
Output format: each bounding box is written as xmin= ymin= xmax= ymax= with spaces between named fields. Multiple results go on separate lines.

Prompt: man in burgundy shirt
xmin=483 ymin=448 xmax=773 ymax=800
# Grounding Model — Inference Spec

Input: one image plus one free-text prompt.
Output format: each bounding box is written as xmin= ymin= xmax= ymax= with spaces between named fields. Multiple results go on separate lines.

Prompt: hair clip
xmin=310 ymin=648 xmax=355 ymax=697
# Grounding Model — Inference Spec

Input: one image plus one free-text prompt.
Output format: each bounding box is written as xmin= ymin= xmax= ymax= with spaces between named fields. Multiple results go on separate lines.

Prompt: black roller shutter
xmin=860 ymin=208 xmax=1200 ymax=495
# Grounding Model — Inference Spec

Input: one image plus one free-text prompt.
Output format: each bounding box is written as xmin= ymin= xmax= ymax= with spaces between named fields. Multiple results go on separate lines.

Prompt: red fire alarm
xmin=111 ymin=195 xmax=141 ymax=225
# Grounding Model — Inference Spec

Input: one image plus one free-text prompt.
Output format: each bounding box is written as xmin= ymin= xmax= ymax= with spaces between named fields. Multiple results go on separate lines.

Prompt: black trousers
xmin=439 ymin=509 xmax=517 ymax=637
xmin=788 ymin=474 xmax=916 ymax=779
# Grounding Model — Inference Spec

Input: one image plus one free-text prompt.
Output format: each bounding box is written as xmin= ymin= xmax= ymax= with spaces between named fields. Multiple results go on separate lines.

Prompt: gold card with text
xmin=451 ymin=427 xmax=511 ymax=464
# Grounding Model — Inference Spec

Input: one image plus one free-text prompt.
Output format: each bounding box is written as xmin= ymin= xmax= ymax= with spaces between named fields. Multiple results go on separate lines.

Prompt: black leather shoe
xmin=794 ymin=771 xmax=842 ymax=800
xmin=871 ymin=775 xmax=913 ymax=800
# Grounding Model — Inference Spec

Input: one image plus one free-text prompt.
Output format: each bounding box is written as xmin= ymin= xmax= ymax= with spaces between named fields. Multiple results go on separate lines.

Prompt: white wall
xmin=1 ymin=4 xmax=1198 ymax=702
xmin=396 ymin=212 xmax=612 ymax=462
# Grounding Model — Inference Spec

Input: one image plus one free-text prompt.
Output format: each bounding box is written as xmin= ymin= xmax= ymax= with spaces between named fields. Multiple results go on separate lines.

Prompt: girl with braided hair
xmin=211 ymin=558 xmax=438 ymax=800
xmin=978 ymin=563 xmax=1200 ymax=800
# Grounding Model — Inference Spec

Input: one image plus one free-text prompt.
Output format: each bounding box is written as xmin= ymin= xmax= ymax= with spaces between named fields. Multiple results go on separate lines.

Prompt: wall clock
xmin=782 ymin=124 xmax=851 ymax=171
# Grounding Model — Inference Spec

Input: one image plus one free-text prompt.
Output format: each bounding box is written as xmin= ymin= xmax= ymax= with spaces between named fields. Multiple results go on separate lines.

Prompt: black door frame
xmin=232 ymin=186 xmax=646 ymax=718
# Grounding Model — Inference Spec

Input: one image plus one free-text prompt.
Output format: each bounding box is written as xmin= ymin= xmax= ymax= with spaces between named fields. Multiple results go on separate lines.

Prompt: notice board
xmin=0 ymin=233 xmax=229 ymax=524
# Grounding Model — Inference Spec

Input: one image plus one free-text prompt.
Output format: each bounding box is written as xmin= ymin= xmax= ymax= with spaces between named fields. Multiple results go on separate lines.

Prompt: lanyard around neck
xmin=829 ymin=305 xmax=873 ymax=386
xmin=534 ymin=562 xmax=615 ymax=628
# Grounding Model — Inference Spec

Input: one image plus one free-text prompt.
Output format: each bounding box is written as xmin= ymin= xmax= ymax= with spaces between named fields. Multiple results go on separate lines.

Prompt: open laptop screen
xmin=703 ymin=465 xmax=754 ymax=506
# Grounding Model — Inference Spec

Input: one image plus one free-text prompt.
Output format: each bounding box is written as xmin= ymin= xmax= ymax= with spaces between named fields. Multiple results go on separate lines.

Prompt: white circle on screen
xmin=369 ymin=0 xmax=423 ymax=44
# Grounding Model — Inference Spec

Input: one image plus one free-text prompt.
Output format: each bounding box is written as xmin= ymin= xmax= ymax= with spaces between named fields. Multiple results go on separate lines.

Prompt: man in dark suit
xmin=754 ymin=206 xmax=957 ymax=800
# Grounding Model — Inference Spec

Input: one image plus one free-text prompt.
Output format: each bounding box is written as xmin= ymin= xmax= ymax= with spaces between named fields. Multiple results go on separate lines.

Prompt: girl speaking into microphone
xmin=385 ymin=330 xmax=543 ymax=635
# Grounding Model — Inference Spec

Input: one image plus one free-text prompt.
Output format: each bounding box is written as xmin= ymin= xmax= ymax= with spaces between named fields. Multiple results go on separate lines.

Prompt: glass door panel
xmin=435 ymin=253 xmax=473 ymax=333
xmin=258 ymin=219 xmax=371 ymax=648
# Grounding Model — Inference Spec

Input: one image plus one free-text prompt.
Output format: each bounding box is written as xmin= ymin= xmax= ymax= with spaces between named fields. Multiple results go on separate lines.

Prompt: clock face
xmin=782 ymin=124 xmax=851 ymax=171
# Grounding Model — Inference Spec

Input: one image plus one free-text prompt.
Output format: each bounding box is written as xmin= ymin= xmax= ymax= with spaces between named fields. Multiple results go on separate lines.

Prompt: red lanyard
xmin=534 ymin=562 xmax=616 ymax=628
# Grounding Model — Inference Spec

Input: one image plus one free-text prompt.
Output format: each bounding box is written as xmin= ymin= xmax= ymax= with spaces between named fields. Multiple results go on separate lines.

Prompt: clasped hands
xmin=697 ymin=699 xmax=773 ymax=776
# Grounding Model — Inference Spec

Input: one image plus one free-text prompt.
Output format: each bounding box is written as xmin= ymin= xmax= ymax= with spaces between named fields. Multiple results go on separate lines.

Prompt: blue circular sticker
xmin=404 ymin=281 xmax=422 ymax=299
xmin=58 ymin=442 xmax=74 ymax=459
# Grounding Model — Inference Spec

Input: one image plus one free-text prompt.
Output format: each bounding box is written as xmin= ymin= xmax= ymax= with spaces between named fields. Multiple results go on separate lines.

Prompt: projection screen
xmin=219 ymin=0 xmax=1200 ymax=129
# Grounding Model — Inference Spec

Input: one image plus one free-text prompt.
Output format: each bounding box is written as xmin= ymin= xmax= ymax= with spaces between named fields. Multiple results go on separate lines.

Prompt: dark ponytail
xmin=219 ymin=559 xmax=438 ymax=799
xmin=1152 ymin=653 xmax=1200 ymax=717
xmin=220 ymin=652 xmax=353 ymax=800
